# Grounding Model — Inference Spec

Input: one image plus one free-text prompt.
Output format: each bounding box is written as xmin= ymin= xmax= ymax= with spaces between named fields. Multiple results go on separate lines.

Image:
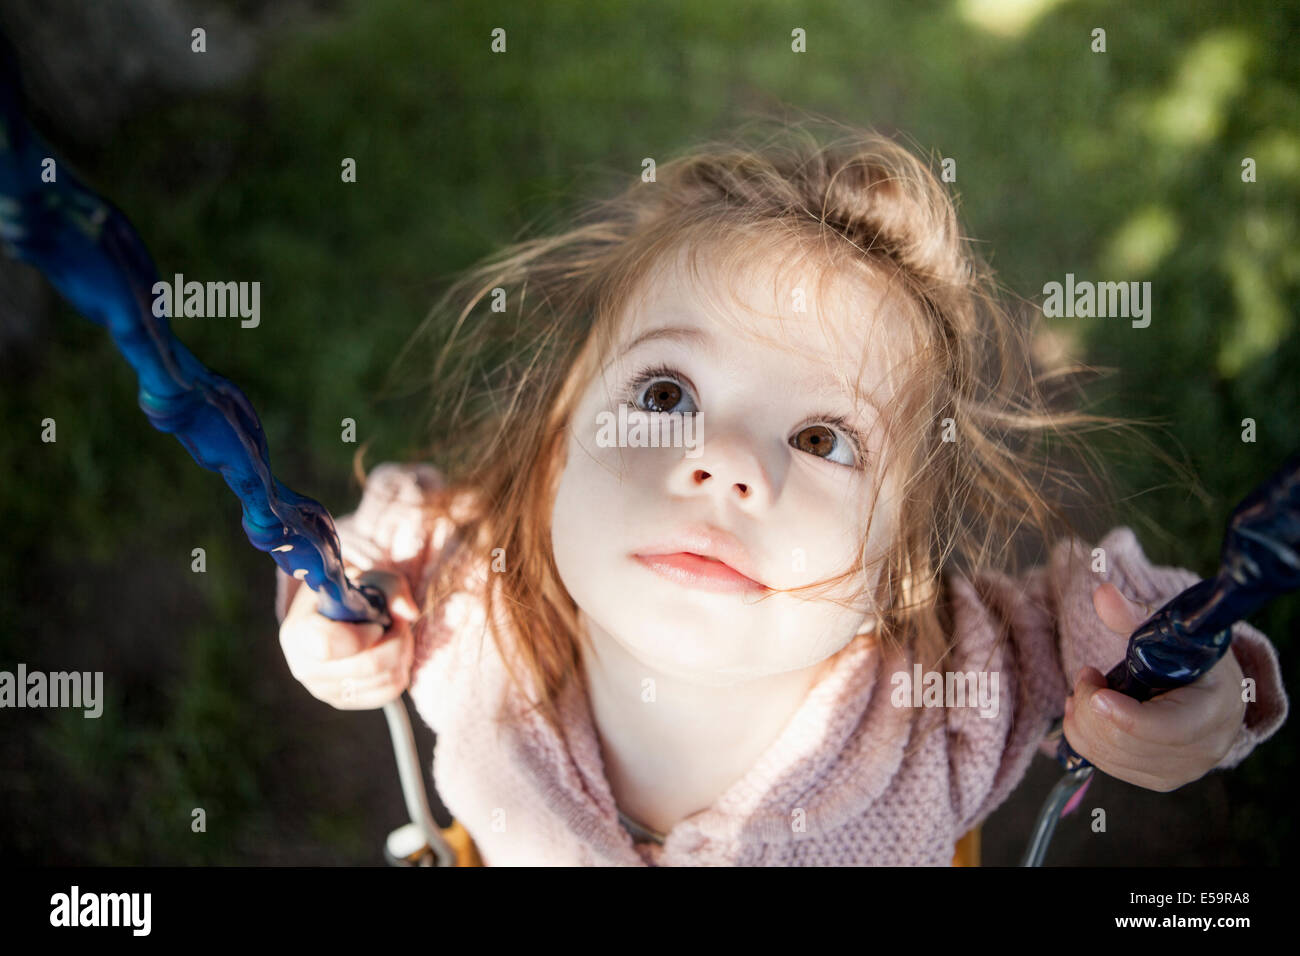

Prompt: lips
xmin=633 ymin=525 xmax=770 ymax=595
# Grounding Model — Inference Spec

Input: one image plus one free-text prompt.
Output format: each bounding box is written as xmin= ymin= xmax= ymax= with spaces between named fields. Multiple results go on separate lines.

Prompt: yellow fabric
xmin=445 ymin=819 xmax=484 ymax=867
xmin=446 ymin=821 xmax=981 ymax=867
xmin=952 ymin=826 xmax=981 ymax=867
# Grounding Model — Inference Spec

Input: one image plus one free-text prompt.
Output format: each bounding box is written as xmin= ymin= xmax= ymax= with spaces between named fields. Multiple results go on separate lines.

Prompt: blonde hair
xmin=372 ymin=116 xmax=1179 ymax=747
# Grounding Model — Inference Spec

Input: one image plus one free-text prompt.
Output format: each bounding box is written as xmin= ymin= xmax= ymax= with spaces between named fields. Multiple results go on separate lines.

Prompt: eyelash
xmin=622 ymin=362 xmax=870 ymax=468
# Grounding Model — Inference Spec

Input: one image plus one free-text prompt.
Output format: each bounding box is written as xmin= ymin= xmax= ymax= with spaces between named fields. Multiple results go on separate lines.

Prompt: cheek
xmin=780 ymin=481 xmax=894 ymax=617
xmin=549 ymin=440 xmax=588 ymax=586
xmin=554 ymin=398 xmax=660 ymax=527
xmin=549 ymin=430 xmax=625 ymax=593
xmin=783 ymin=482 xmax=875 ymax=575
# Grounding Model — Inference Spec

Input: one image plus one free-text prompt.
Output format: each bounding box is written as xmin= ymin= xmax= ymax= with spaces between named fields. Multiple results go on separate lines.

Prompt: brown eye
xmin=641 ymin=380 xmax=683 ymax=413
xmin=792 ymin=424 xmax=837 ymax=458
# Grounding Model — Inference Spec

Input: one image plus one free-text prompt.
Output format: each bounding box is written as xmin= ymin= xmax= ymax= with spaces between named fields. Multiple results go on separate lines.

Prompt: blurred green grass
xmin=2 ymin=0 xmax=1296 ymax=864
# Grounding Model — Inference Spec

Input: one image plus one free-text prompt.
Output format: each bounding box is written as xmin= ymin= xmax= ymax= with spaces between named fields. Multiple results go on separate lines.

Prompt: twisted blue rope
xmin=0 ymin=41 xmax=388 ymax=629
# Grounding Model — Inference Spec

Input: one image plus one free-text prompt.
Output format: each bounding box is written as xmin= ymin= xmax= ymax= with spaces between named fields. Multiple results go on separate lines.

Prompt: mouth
xmin=633 ymin=552 xmax=771 ymax=595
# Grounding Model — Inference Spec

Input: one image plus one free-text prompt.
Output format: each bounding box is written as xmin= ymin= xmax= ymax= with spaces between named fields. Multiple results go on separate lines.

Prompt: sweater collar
xmin=507 ymin=626 xmax=917 ymax=863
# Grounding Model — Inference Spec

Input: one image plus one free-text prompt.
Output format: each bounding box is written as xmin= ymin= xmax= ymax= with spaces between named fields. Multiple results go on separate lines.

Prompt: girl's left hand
xmin=1062 ymin=581 xmax=1247 ymax=792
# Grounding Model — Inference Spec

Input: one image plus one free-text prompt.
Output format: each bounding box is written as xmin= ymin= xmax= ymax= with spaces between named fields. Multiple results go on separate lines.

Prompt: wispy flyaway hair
xmin=372 ymin=115 xmax=1182 ymax=744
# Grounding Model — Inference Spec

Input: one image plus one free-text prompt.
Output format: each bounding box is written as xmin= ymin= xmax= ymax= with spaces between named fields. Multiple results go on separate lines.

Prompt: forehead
xmin=612 ymin=236 xmax=916 ymax=407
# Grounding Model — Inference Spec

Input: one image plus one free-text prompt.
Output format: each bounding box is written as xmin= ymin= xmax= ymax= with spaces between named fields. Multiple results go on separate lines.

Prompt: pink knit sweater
xmin=274 ymin=462 xmax=1289 ymax=866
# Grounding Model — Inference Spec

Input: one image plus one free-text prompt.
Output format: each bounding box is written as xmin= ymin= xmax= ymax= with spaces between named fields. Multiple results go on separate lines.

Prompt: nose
xmin=668 ymin=424 xmax=774 ymax=509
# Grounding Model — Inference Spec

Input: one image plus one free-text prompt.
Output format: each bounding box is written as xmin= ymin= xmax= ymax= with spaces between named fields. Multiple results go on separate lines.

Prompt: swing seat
xmin=951 ymin=826 xmax=980 ymax=866
xmin=443 ymin=819 xmax=484 ymax=866
xmin=440 ymin=821 xmax=982 ymax=866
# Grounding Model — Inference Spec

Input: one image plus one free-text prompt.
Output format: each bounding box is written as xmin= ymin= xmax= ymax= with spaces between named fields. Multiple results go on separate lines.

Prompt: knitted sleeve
xmin=272 ymin=462 xmax=479 ymax=734
xmin=944 ymin=526 xmax=1289 ymax=837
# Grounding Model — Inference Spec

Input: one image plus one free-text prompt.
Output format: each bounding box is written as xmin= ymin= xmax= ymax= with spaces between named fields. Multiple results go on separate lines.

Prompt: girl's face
xmin=551 ymin=242 xmax=911 ymax=685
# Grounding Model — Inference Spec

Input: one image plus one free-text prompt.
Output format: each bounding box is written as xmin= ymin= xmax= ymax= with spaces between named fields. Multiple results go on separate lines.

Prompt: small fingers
xmin=1062 ymin=704 xmax=1181 ymax=789
xmin=288 ymin=627 xmax=411 ymax=684
xmin=282 ymin=618 xmax=384 ymax=665
xmin=1070 ymin=667 xmax=1190 ymax=745
xmin=307 ymin=671 xmax=409 ymax=710
xmin=1063 ymin=667 xmax=1235 ymax=790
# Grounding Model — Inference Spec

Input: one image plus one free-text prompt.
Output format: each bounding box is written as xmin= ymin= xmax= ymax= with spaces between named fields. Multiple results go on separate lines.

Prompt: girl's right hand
xmin=278 ymin=568 xmax=421 ymax=710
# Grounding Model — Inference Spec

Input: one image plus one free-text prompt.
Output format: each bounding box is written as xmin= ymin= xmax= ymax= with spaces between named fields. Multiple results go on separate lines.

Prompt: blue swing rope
xmin=1 ymin=36 xmax=450 ymax=866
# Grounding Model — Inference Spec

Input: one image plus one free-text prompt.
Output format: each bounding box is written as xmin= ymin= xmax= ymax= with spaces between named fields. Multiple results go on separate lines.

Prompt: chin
xmin=621 ymin=620 xmax=779 ymax=680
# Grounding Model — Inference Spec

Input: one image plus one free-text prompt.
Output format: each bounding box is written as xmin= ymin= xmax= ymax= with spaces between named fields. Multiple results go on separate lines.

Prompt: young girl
xmin=275 ymin=122 xmax=1287 ymax=866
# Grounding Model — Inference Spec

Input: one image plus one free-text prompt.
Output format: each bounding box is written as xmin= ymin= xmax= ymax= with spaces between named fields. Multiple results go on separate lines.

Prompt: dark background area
xmin=1 ymin=0 xmax=1296 ymax=865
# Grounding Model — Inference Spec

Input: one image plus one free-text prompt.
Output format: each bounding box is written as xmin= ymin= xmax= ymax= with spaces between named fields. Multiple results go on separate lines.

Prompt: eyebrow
xmin=615 ymin=325 xmax=715 ymax=356
xmin=611 ymin=324 xmax=884 ymax=414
